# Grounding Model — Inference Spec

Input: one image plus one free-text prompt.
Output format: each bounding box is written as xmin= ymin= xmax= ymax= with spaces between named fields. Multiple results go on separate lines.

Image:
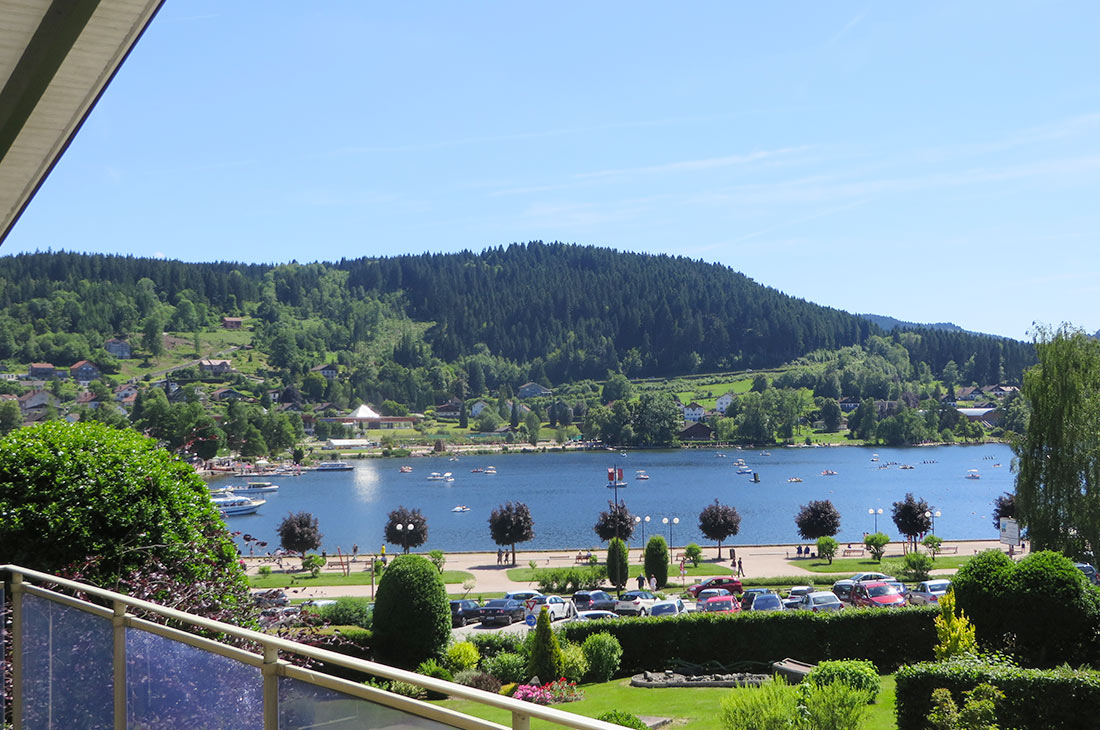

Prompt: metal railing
xmin=3 ymin=564 xmax=622 ymax=730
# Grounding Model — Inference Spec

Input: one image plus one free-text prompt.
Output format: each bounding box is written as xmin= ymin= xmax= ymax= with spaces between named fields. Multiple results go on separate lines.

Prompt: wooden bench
xmin=939 ymin=545 xmax=958 ymax=554
xmin=674 ymin=552 xmax=687 ymax=563
xmin=842 ymin=549 xmax=865 ymax=557
xmin=575 ymin=552 xmax=593 ymax=563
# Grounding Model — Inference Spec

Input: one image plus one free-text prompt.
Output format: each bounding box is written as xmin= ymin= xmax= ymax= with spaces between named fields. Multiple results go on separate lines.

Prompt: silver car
xmin=747 ymin=593 xmax=785 ymax=612
xmin=908 ymin=579 xmax=951 ymax=606
xmin=793 ymin=591 xmax=844 ymax=612
xmin=650 ymin=598 xmax=687 ymax=617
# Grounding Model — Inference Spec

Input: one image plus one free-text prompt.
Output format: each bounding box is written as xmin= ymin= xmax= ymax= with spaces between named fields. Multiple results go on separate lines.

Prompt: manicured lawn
xmin=248 ymin=569 xmax=473 ymax=588
xmin=506 ymin=561 xmax=731 ymax=584
xmin=797 ymin=555 xmax=970 ymax=573
xmin=437 ymin=675 xmax=898 ymax=730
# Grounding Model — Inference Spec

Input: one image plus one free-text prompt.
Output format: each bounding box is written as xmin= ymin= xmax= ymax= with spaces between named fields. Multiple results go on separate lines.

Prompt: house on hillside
xmin=683 ymin=402 xmax=705 ymax=422
xmin=211 ymin=387 xmax=248 ymax=402
xmin=518 ymin=382 xmax=552 ymax=399
xmin=18 ymin=390 xmax=58 ymax=413
xmin=838 ymin=396 xmax=861 ymax=412
xmin=955 ymin=386 xmax=982 ymax=401
xmin=470 ymin=400 xmax=491 ymax=418
xmin=716 ymin=392 xmax=736 ymax=415
xmin=958 ymin=407 xmax=1001 ymax=427
xmin=199 ymin=359 xmax=234 ymax=375
xmin=69 ymin=360 xmax=101 ymax=384
xmin=221 ymin=317 xmax=244 ymax=330
xmin=310 ymin=363 xmax=339 ymax=380
xmin=104 ymin=338 xmax=132 ymax=359
xmin=27 ymin=363 xmax=55 ymax=379
xmin=434 ymin=398 xmax=463 ymax=419
xmin=679 ymin=422 xmax=715 ymax=441
xmin=984 ymin=384 xmax=1018 ymax=398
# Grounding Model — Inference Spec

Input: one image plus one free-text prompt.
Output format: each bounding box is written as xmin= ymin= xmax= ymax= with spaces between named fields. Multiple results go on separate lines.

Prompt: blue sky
xmin=5 ymin=2 xmax=1100 ymax=340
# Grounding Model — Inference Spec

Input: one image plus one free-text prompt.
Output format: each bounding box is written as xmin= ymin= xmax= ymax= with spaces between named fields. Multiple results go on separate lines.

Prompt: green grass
xmin=437 ymin=675 xmax=898 ymax=730
xmin=506 ymin=561 xmax=732 ymax=583
xmin=248 ymin=568 xmax=473 ymax=588
xmin=797 ymin=555 xmax=971 ymax=573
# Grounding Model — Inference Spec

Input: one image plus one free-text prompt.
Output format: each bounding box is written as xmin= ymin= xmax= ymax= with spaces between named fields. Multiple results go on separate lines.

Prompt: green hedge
xmin=895 ymin=660 xmax=1100 ymax=730
xmin=558 ymin=607 xmax=937 ymax=674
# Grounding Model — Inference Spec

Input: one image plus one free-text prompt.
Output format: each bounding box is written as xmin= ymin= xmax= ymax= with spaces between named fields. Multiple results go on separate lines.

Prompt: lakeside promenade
xmin=243 ymin=538 xmax=1015 ymax=601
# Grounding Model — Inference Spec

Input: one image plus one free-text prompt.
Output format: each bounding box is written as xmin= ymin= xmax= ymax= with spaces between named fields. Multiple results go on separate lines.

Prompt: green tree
xmin=1014 ymin=326 xmax=1100 ymax=558
xmin=632 ymin=392 xmax=682 ymax=447
xmin=0 ymin=399 xmax=21 ymax=435
xmin=524 ymin=410 xmax=541 ymax=445
xmin=606 ymin=537 xmax=629 ymax=591
xmin=698 ymin=499 xmax=741 ymax=560
xmin=644 ymin=535 xmax=669 ymax=588
xmin=488 ymin=502 xmax=534 ymax=566
xmin=601 ymin=372 xmax=633 ymax=404
xmin=816 ymin=536 xmax=838 ymax=564
xmin=863 ymin=532 xmax=890 ymax=562
xmin=372 ymin=555 xmax=450 ymax=669
xmin=891 ymin=493 xmax=932 ymax=551
xmin=795 ymin=499 xmax=841 ymax=539
xmin=820 ymin=398 xmax=842 ymax=432
xmin=594 ymin=500 xmax=635 ymax=543
xmin=142 ymin=314 xmax=164 ymax=358
xmin=526 ymin=606 xmax=564 ymax=683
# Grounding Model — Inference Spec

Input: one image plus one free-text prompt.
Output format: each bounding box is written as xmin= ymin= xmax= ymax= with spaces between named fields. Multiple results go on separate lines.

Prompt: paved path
xmin=244 ymin=538 xmax=1015 ymax=602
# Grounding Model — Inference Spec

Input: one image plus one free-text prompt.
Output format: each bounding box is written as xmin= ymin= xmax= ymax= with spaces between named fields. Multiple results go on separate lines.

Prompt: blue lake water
xmin=217 ymin=444 xmax=1014 ymax=555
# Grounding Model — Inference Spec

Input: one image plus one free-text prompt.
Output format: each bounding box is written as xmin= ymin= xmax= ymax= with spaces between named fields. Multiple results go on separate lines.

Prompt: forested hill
xmin=0 ymin=243 xmax=1034 ymax=384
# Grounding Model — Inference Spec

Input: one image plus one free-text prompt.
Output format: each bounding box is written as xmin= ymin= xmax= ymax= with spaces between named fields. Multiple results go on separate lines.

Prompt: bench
xmin=674 ymin=552 xmax=687 ymax=563
xmin=939 ymin=545 xmax=958 ymax=554
xmin=842 ymin=549 xmax=865 ymax=557
xmin=771 ymin=658 xmax=817 ymax=684
xmin=575 ymin=552 xmax=594 ymax=563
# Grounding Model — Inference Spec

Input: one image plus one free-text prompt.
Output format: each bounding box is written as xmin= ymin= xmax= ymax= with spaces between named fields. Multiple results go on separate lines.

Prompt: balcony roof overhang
xmin=0 ymin=0 xmax=164 ymax=247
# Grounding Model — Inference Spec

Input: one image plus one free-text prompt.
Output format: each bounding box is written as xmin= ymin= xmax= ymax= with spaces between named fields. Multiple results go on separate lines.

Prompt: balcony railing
xmin=2 ymin=564 xmax=621 ymax=730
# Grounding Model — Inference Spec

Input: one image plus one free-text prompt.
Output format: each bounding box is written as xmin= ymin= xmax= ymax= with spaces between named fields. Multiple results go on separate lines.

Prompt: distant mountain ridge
xmin=858 ymin=313 xmax=968 ymax=335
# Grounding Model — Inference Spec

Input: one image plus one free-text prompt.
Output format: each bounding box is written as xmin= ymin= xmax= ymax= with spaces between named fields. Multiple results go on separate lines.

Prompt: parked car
xmin=782 ymin=585 xmax=814 ymax=609
xmin=850 ymin=581 xmax=907 ymax=608
xmin=884 ymin=580 xmax=908 ymax=598
xmin=747 ymin=593 xmax=785 ymax=612
xmin=615 ymin=590 xmax=659 ymax=616
xmin=650 ymin=598 xmax=687 ymax=617
xmin=259 ymin=605 xmax=301 ymax=627
xmin=575 ymin=610 xmax=620 ymax=621
xmin=792 ymin=591 xmax=843 ymax=612
xmin=504 ymin=590 xmax=543 ymax=602
xmin=907 ymin=579 xmax=952 ymax=606
xmin=480 ymin=599 xmax=525 ymax=626
xmin=530 ymin=594 xmax=571 ymax=621
xmin=703 ymin=595 xmax=741 ymax=613
xmin=849 ymin=572 xmax=896 ymax=583
xmin=687 ymin=576 xmax=743 ymax=597
xmin=1075 ymin=563 xmax=1100 ymax=585
xmin=572 ymin=590 xmax=616 ymax=612
xmin=697 ymin=587 xmax=733 ymax=601
xmin=740 ymin=588 xmax=772 ymax=608
xmin=253 ymin=589 xmax=289 ymax=608
xmin=450 ymin=599 xmax=482 ymax=627
xmin=832 ymin=580 xmax=856 ymax=603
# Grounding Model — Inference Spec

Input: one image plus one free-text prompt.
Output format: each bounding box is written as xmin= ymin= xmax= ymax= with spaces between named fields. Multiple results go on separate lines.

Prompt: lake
xmin=215 ymin=443 xmax=1014 ymax=555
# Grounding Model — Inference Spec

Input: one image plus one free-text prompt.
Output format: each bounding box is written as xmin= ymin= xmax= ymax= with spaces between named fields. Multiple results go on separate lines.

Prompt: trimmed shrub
xmin=581 ymin=632 xmax=623 ymax=682
xmin=804 ymin=660 xmax=879 ymax=703
xmin=597 ymin=710 xmax=649 ymax=730
xmin=644 ymin=535 xmax=669 ymax=587
xmin=454 ymin=670 xmax=502 ymax=694
xmin=535 ymin=566 xmax=608 ymax=594
xmin=318 ymin=597 xmax=373 ymax=628
xmin=372 ymin=555 xmax=451 ymax=668
xmin=560 ymin=643 xmax=589 ymax=684
xmin=471 ymin=632 xmax=524 ymax=660
xmin=526 ymin=608 xmax=564 ymax=682
xmin=561 ymin=606 xmax=938 ymax=674
xmin=895 ymin=658 xmax=1100 ymax=730
xmin=443 ymin=641 xmax=480 ymax=674
xmin=607 ymin=537 xmax=629 ymax=589
xmin=484 ymin=652 xmax=527 ymax=684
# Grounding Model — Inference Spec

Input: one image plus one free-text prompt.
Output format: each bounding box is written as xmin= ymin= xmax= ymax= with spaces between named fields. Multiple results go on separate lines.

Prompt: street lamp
xmin=662 ymin=516 xmax=679 ymax=557
xmin=395 ymin=522 xmax=414 ymax=554
xmin=868 ymin=507 xmax=883 ymax=533
xmin=634 ymin=515 xmax=650 ymax=546
xmin=924 ymin=510 xmax=941 ymax=535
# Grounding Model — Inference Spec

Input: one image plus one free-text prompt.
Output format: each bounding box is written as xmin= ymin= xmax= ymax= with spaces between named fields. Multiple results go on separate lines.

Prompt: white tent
xmin=348 ymin=404 xmax=381 ymax=419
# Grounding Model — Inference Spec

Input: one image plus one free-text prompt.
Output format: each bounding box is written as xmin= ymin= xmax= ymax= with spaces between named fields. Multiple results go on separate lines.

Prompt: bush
xmin=644 ymin=535 xmax=669 ymax=587
xmin=582 ymin=632 xmax=623 ymax=682
xmin=535 ymin=566 xmax=608 ymax=594
xmin=471 ymin=632 xmax=524 ymax=660
xmin=798 ymin=681 xmax=872 ymax=730
xmin=804 ymin=660 xmax=879 ymax=702
xmin=561 ymin=606 xmax=937 ymax=674
xmin=444 ymin=641 xmax=481 ymax=674
xmin=415 ymin=658 xmax=453 ymax=700
xmin=483 ymin=652 xmax=527 ymax=684
xmin=560 ymin=643 xmax=589 ymax=684
xmin=372 ymin=555 xmax=451 ymax=669
xmin=428 ymin=549 xmax=446 ymax=573
xmin=526 ymin=608 xmax=564 ymax=683
xmin=897 ymin=550 xmax=933 ymax=581
xmin=895 ymin=658 xmax=1100 ymax=730
xmin=300 ymin=553 xmax=327 ymax=577
xmin=454 ymin=670 xmax=502 ymax=694
xmin=684 ymin=543 xmax=703 ymax=567
xmin=318 ymin=597 xmax=373 ymax=628
xmin=607 ymin=537 xmax=629 ymax=590
xmin=597 ymin=710 xmax=648 ymax=730
xmin=720 ymin=678 xmax=800 ymax=729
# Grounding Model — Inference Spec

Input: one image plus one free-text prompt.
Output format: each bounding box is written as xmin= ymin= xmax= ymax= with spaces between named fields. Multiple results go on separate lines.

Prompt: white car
xmin=649 ymin=598 xmax=686 ymax=617
xmin=782 ymin=585 xmax=814 ymax=609
xmin=615 ymin=590 xmax=659 ymax=616
xmin=575 ymin=610 xmax=620 ymax=621
xmin=504 ymin=590 xmax=543 ymax=602
xmin=530 ymin=594 xmax=571 ymax=621
xmin=849 ymin=572 xmax=896 ymax=584
xmin=793 ymin=591 xmax=844 ymax=612
xmin=908 ymin=579 xmax=951 ymax=606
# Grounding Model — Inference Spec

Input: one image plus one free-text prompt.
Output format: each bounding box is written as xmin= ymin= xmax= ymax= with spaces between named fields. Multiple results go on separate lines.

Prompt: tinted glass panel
xmin=279 ymin=677 xmax=457 ymax=730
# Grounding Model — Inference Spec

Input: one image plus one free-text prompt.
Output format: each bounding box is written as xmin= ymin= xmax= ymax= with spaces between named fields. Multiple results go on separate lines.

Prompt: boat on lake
xmin=635 ymin=470 xmax=650 ymax=480
xmin=400 ymin=465 xmax=413 ymax=473
xmin=443 ymin=472 xmax=455 ymax=482
xmin=821 ymin=469 xmax=838 ymax=476
xmin=451 ymin=505 xmax=470 ymax=512
xmin=966 ymin=469 xmax=981 ymax=480
xmin=470 ymin=467 xmax=484 ymax=473
xmin=484 ymin=466 xmax=497 ymax=474
xmin=315 ymin=461 xmax=352 ymax=471
xmin=427 ymin=472 xmax=445 ymax=481
xmin=240 ymin=481 xmax=279 ymax=493
xmin=212 ymin=494 xmax=265 ymax=516
xmin=736 ymin=465 xmax=753 ymax=474
xmin=787 ymin=477 xmax=803 ymax=483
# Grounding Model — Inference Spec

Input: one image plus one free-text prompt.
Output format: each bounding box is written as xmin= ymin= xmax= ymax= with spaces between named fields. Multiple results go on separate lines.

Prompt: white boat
xmin=737 ymin=465 xmax=753 ymax=474
xmin=871 ymin=454 xmax=879 ymax=462
xmin=427 ymin=472 xmax=446 ymax=481
xmin=449 ymin=455 xmax=459 ymax=461
xmin=484 ymin=466 xmax=497 ymax=475
xmin=451 ymin=505 xmax=471 ymax=513
xmin=315 ymin=461 xmax=352 ymax=471
xmin=400 ymin=465 xmax=413 ymax=473
xmin=443 ymin=472 xmax=455 ymax=482
xmin=239 ymin=481 xmax=279 ymax=493
xmin=212 ymin=494 xmax=265 ymax=516
xmin=787 ymin=477 xmax=803 ymax=483
xmin=635 ymin=470 xmax=650 ymax=480
xmin=966 ymin=469 xmax=981 ymax=480
xmin=606 ymin=480 xmax=628 ymax=488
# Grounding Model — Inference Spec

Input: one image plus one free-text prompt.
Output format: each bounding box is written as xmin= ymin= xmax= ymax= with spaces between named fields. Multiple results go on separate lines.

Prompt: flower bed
xmin=513 ymin=678 xmax=584 ymax=705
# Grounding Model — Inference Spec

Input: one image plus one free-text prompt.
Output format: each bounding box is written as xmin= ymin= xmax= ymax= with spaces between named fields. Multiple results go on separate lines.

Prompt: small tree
xmin=594 ymin=500 xmax=635 ymax=543
xmin=277 ymin=511 xmax=322 ymax=555
xmin=991 ymin=491 xmax=1016 ymax=531
xmin=922 ymin=534 xmax=944 ymax=558
xmin=684 ymin=543 xmax=703 ymax=567
xmin=606 ymin=537 xmax=629 ymax=591
xmin=373 ymin=555 xmax=450 ymax=668
xmin=385 ymin=506 xmax=428 ymax=554
xmin=795 ymin=499 xmax=841 ymax=540
xmin=891 ymin=493 xmax=932 ymax=551
xmin=698 ymin=499 xmax=742 ymax=560
xmin=816 ymin=536 xmax=838 ymax=564
xmin=933 ymin=590 xmax=978 ymax=661
xmin=526 ymin=607 xmax=564 ymax=683
xmin=489 ymin=501 xmax=535 ymax=566
xmin=863 ymin=532 xmax=890 ymax=562
xmin=644 ymin=535 xmax=669 ymax=588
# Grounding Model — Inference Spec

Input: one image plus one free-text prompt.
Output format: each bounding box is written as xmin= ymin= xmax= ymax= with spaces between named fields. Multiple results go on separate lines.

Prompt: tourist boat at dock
xmin=239 ymin=481 xmax=279 ymax=493
xmin=314 ymin=461 xmax=353 ymax=471
xmin=212 ymin=494 xmax=265 ymax=516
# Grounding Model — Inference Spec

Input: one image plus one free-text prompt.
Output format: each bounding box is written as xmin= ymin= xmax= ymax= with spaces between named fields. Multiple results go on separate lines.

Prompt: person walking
xmin=352 ymin=544 xmax=358 ymax=562
xmin=737 ymin=557 xmax=744 ymax=577
xmin=648 ymin=574 xmax=657 ymax=592
xmin=636 ymin=573 xmax=645 ymax=590
xmin=497 ymin=547 xmax=503 ymax=565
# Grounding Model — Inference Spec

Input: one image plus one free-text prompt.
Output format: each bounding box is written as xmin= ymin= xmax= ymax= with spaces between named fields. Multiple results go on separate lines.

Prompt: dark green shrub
xmin=535 ymin=566 xmax=608 ymax=594
xmin=415 ymin=658 xmax=453 ymax=700
xmin=0 ymin=421 xmax=245 ymax=602
xmin=471 ymin=632 xmax=523 ymax=660
xmin=373 ymin=555 xmax=451 ymax=668
xmin=597 ymin=710 xmax=648 ymax=730
xmin=895 ymin=658 xmax=1100 ymax=730
xmin=644 ymin=535 xmax=669 ymax=587
xmin=607 ymin=537 xmax=629 ymax=590
xmin=483 ymin=652 xmax=527 ymax=683
xmin=582 ymin=632 xmax=623 ymax=682
xmin=319 ymin=597 xmax=373 ymax=628
xmin=805 ymin=660 xmax=880 ymax=702
xmin=454 ymin=670 xmax=502 ymax=693
xmin=561 ymin=607 xmax=938 ymax=674
xmin=526 ymin=608 xmax=563 ymax=682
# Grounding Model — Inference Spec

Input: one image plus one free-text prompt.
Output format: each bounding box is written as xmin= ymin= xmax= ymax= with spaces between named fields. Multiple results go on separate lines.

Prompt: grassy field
xmin=248 ymin=568 xmax=473 ymax=589
xmin=505 ymin=561 xmax=732 ymax=583
xmin=797 ymin=555 xmax=970 ymax=573
xmin=437 ymin=675 xmax=898 ymax=730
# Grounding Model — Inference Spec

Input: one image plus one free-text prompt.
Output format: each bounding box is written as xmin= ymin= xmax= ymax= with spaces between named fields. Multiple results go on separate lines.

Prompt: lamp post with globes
xmin=634 ymin=515 xmax=650 ymax=547
xmin=868 ymin=507 xmax=883 ymax=533
xmin=662 ymin=516 xmax=679 ymax=561
xmin=924 ymin=510 xmax=941 ymax=535
xmin=394 ymin=522 xmax=414 ymax=554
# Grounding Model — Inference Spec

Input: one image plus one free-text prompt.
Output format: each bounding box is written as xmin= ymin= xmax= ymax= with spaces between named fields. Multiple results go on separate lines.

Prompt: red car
xmin=702 ymin=595 xmax=741 ymax=613
xmin=688 ymin=576 xmax=743 ymax=597
xmin=850 ymin=581 xmax=906 ymax=608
